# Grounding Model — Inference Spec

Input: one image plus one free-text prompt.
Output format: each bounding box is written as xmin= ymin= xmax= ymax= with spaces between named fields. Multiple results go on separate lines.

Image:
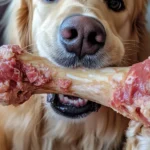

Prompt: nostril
xmin=87 ymin=32 xmax=105 ymax=46
xmin=61 ymin=28 xmax=78 ymax=40
xmin=59 ymin=15 xmax=106 ymax=58
xmin=95 ymin=34 xmax=105 ymax=43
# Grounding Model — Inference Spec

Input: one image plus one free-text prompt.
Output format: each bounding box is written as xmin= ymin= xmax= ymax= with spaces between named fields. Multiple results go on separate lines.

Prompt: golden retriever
xmin=0 ymin=0 xmax=150 ymax=150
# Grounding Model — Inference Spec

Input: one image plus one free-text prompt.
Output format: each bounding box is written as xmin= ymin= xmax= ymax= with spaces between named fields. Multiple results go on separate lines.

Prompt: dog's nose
xmin=59 ymin=15 xmax=106 ymax=58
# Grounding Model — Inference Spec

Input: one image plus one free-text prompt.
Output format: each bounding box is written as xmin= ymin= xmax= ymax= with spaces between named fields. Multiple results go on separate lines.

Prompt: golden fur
xmin=0 ymin=0 xmax=150 ymax=150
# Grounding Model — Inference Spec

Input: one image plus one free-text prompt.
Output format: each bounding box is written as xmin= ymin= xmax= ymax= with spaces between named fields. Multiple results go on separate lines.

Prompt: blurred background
xmin=146 ymin=0 xmax=150 ymax=32
xmin=0 ymin=0 xmax=10 ymax=46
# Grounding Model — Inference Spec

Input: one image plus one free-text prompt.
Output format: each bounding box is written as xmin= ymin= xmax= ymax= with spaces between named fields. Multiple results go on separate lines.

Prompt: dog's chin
xmin=47 ymin=94 xmax=101 ymax=119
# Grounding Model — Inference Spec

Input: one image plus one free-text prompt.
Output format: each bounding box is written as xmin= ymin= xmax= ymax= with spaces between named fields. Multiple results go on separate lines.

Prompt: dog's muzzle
xmin=52 ymin=15 xmax=107 ymax=68
xmin=59 ymin=15 xmax=106 ymax=58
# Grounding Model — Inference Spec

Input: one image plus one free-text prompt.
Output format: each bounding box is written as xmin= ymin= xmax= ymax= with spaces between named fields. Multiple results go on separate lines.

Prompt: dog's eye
xmin=105 ymin=0 xmax=125 ymax=12
xmin=43 ymin=0 xmax=58 ymax=3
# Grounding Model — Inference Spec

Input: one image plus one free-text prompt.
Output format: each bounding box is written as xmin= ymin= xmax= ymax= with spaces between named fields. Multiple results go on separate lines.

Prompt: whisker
xmin=123 ymin=42 xmax=144 ymax=53
xmin=125 ymin=45 xmax=143 ymax=53
xmin=123 ymin=40 xmax=140 ymax=43
xmin=123 ymin=43 xmax=141 ymax=47
xmin=124 ymin=46 xmax=140 ymax=51
xmin=20 ymin=29 xmax=47 ymax=51
xmin=21 ymin=43 xmax=37 ymax=51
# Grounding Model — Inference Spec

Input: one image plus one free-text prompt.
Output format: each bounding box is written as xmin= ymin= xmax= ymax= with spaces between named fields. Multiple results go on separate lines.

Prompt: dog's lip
xmin=47 ymin=94 xmax=101 ymax=119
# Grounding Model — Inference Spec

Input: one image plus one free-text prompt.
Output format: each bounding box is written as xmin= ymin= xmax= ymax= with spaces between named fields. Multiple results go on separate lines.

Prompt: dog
xmin=0 ymin=0 xmax=150 ymax=150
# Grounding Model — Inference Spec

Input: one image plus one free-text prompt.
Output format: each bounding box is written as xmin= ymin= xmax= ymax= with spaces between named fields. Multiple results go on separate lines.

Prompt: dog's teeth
xmin=59 ymin=94 xmax=64 ymax=101
xmin=83 ymin=99 xmax=88 ymax=105
xmin=64 ymin=97 xmax=69 ymax=103
xmin=74 ymin=100 xmax=80 ymax=107
xmin=59 ymin=98 xmax=64 ymax=103
xmin=70 ymin=100 xmax=74 ymax=105
xmin=73 ymin=100 xmax=77 ymax=106
xmin=78 ymin=98 xmax=84 ymax=106
xmin=59 ymin=96 xmax=88 ymax=107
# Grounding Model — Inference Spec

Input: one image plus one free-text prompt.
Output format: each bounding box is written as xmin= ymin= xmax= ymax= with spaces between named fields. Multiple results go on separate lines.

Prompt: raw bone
xmin=1 ymin=45 xmax=150 ymax=126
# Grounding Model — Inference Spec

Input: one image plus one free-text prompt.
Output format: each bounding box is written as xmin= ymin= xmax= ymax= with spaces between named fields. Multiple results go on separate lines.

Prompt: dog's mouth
xmin=47 ymin=94 xmax=101 ymax=119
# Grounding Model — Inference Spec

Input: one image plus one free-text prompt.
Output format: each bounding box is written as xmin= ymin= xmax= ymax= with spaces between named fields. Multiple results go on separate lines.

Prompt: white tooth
xmin=65 ymin=97 xmax=73 ymax=105
xmin=82 ymin=99 xmax=88 ymax=105
xmin=79 ymin=98 xmax=84 ymax=106
xmin=60 ymin=98 xmax=63 ymax=103
xmin=59 ymin=97 xmax=63 ymax=103
xmin=73 ymin=100 xmax=76 ymax=105
xmin=64 ymin=97 xmax=69 ymax=103
xmin=73 ymin=100 xmax=78 ymax=107
xmin=84 ymin=99 xmax=88 ymax=103
xmin=69 ymin=99 xmax=74 ymax=104
xmin=59 ymin=94 xmax=64 ymax=101
xmin=75 ymin=100 xmax=80 ymax=107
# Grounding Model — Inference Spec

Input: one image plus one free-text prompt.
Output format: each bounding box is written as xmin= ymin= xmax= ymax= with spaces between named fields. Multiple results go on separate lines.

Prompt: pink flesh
xmin=0 ymin=45 xmax=51 ymax=105
xmin=111 ymin=58 xmax=150 ymax=126
xmin=0 ymin=45 xmax=72 ymax=105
